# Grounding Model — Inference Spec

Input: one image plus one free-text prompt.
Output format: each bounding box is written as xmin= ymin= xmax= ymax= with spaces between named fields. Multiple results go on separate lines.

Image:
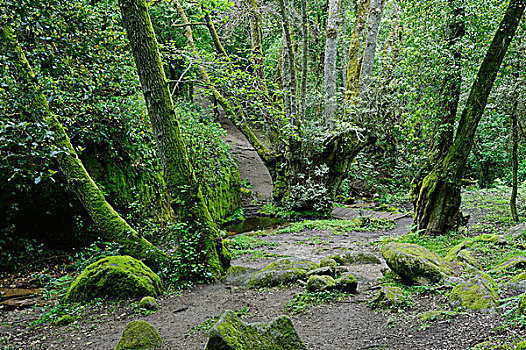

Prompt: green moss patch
xmin=63 ymin=255 xmax=163 ymax=303
xmin=205 ymin=310 xmax=307 ymax=350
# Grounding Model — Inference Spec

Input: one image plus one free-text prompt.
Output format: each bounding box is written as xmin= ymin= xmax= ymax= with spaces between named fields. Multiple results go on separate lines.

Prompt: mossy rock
xmin=54 ymin=314 xmax=75 ymax=327
xmin=418 ymin=310 xmax=455 ymax=322
xmin=445 ymin=240 xmax=474 ymax=262
xmin=332 ymin=251 xmax=381 ymax=266
xmin=494 ymin=256 xmax=526 ymax=273
xmin=205 ymin=310 xmax=307 ymax=350
xmin=320 ymin=257 xmax=338 ymax=269
xmin=382 ymin=242 xmax=453 ymax=285
xmin=516 ymin=340 xmax=526 ymax=350
xmin=471 ymin=341 xmax=511 ymax=349
xmin=306 ymin=275 xmax=336 ymax=292
xmin=335 ymin=273 xmax=357 ymax=293
xmin=507 ymin=272 xmax=526 ymax=293
xmin=139 ymin=296 xmax=159 ymax=311
xmin=223 ymin=265 xmax=259 ymax=286
xmin=63 ymin=256 xmax=163 ymax=303
xmin=370 ymin=285 xmax=407 ymax=309
xmin=519 ymin=293 xmax=526 ymax=315
xmin=115 ymin=320 xmax=162 ymax=350
xmin=307 ymin=267 xmax=334 ymax=278
xmin=448 ymin=276 xmax=498 ymax=312
xmin=246 ymin=258 xmax=318 ymax=288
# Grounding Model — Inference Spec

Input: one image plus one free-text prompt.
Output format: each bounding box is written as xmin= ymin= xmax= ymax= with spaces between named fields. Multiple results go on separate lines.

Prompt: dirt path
xmin=1 ymin=215 xmax=514 ymax=350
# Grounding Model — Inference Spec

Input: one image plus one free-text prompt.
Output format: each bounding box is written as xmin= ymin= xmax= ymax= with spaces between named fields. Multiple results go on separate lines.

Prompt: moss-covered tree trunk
xmin=118 ymin=0 xmax=230 ymax=276
xmin=414 ymin=0 xmax=525 ymax=235
xmin=0 ymin=25 xmax=167 ymax=270
xmin=324 ymin=0 xmax=341 ymax=127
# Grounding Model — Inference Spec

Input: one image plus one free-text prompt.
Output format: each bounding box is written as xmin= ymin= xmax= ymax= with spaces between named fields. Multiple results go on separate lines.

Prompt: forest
xmin=0 ymin=0 xmax=525 ymax=349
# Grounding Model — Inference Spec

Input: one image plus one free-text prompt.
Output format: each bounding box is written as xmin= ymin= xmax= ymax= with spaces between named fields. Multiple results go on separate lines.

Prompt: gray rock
xmin=335 ymin=273 xmax=357 ymax=293
xmin=139 ymin=296 xmax=159 ymax=311
xmin=306 ymin=275 xmax=336 ymax=292
xmin=371 ymin=286 xmax=407 ymax=309
xmin=246 ymin=258 xmax=318 ymax=288
xmin=205 ymin=310 xmax=307 ymax=350
xmin=448 ymin=273 xmax=498 ymax=312
xmin=115 ymin=320 xmax=162 ymax=350
xmin=382 ymin=242 xmax=453 ymax=285
xmin=494 ymin=256 xmax=526 ymax=272
xmin=223 ymin=266 xmax=259 ymax=286
xmin=338 ymin=251 xmax=382 ymax=265
xmin=307 ymin=266 xmax=333 ymax=278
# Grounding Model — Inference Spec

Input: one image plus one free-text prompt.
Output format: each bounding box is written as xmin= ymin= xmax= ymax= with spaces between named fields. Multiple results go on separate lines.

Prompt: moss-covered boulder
xmin=505 ymin=272 xmax=526 ymax=292
xmin=139 ymin=296 xmax=159 ymax=311
xmin=445 ymin=240 xmax=474 ymax=262
xmin=307 ymin=267 xmax=334 ymax=278
xmin=448 ymin=274 xmax=498 ymax=312
xmin=494 ymin=256 xmax=526 ymax=273
xmin=246 ymin=258 xmax=318 ymax=288
xmin=519 ymin=293 xmax=526 ymax=315
xmin=205 ymin=310 xmax=307 ymax=350
xmin=516 ymin=340 xmax=526 ymax=350
xmin=54 ymin=314 xmax=75 ymax=326
xmin=306 ymin=275 xmax=336 ymax=292
xmin=320 ymin=257 xmax=338 ymax=269
xmin=223 ymin=265 xmax=259 ymax=286
xmin=335 ymin=273 xmax=358 ymax=293
xmin=115 ymin=320 xmax=162 ymax=350
xmin=63 ymin=256 xmax=163 ymax=302
xmin=370 ymin=285 xmax=407 ymax=309
xmin=382 ymin=243 xmax=453 ymax=285
xmin=328 ymin=251 xmax=381 ymax=266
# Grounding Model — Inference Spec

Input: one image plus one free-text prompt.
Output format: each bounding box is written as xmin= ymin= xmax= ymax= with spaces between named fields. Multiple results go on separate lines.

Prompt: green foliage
xmin=287 ymin=290 xmax=344 ymax=315
xmin=278 ymin=218 xmax=395 ymax=235
xmin=225 ymin=234 xmax=279 ymax=259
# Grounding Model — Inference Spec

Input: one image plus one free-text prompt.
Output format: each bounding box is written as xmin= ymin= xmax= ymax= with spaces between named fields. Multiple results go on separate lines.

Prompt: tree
xmin=117 ymin=0 xmax=230 ymax=276
xmin=413 ymin=0 xmax=525 ymax=235
xmin=324 ymin=0 xmax=341 ymax=127
xmin=0 ymin=25 xmax=167 ymax=270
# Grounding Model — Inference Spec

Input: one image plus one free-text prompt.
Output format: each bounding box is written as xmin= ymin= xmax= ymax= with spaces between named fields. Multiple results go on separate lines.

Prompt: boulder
xmin=370 ymin=285 xmax=407 ymax=309
xmin=382 ymin=243 xmax=453 ymax=285
xmin=448 ymin=274 xmax=498 ymax=312
xmin=320 ymin=257 xmax=338 ymax=269
xmin=63 ymin=256 xmax=163 ymax=303
xmin=223 ymin=266 xmax=259 ymax=286
xmin=329 ymin=251 xmax=381 ymax=265
xmin=139 ymin=296 xmax=159 ymax=311
xmin=519 ymin=293 xmax=526 ymax=316
xmin=445 ymin=240 xmax=474 ymax=262
xmin=205 ymin=310 xmax=307 ymax=350
xmin=494 ymin=256 xmax=526 ymax=272
xmin=115 ymin=320 xmax=162 ymax=350
xmin=506 ymin=272 xmax=526 ymax=292
xmin=306 ymin=275 xmax=336 ymax=292
xmin=246 ymin=258 xmax=318 ymax=288
xmin=307 ymin=267 xmax=334 ymax=278
xmin=445 ymin=245 xmax=480 ymax=269
xmin=54 ymin=314 xmax=75 ymax=326
xmin=335 ymin=273 xmax=358 ymax=293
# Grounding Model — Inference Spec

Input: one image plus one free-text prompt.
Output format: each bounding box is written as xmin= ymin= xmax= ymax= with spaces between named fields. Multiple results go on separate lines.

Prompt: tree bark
xmin=245 ymin=0 xmax=268 ymax=94
xmin=0 ymin=25 xmax=167 ymax=271
xmin=324 ymin=0 xmax=341 ymax=127
xmin=359 ymin=0 xmax=385 ymax=93
xmin=300 ymin=0 xmax=308 ymax=121
xmin=118 ymin=0 xmax=230 ymax=276
xmin=510 ymin=102 xmax=519 ymax=222
xmin=414 ymin=0 xmax=525 ymax=235
xmin=345 ymin=0 xmax=370 ymax=102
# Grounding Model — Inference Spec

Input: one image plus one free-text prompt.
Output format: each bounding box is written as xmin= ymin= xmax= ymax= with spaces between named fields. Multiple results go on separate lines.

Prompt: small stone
xmin=139 ymin=296 xmax=159 ymax=311
xmin=334 ymin=273 xmax=357 ymax=293
xmin=115 ymin=320 xmax=162 ymax=350
xmin=54 ymin=314 xmax=75 ymax=327
xmin=370 ymin=285 xmax=407 ymax=309
xmin=307 ymin=267 xmax=333 ymax=278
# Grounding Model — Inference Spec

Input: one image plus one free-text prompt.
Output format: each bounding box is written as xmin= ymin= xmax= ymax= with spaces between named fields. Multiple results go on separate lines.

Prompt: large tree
xmin=0 ymin=25 xmax=167 ymax=270
xmin=413 ymin=0 xmax=525 ymax=235
xmin=118 ymin=0 xmax=230 ymax=276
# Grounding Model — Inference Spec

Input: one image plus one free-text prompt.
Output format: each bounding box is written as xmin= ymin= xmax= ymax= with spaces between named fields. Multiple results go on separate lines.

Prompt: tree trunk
xmin=0 ymin=25 xmax=167 ymax=271
xmin=324 ymin=0 xmax=340 ymax=127
xmin=300 ymin=0 xmax=308 ymax=121
xmin=118 ymin=0 xmax=230 ymax=276
xmin=345 ymin=0 xmax=370 ymax=102
xmin=409 ymin=0 xmax=465 ymax=204
xmin=510 ymin=103 xmax=519 ymax=222
xmin=202 ymin=5 xmax=228 ymax=58
xmin=414 ymin=0 xmax=525 ymax=235
xmin=359 ymin=0 xmax=385 ymax=93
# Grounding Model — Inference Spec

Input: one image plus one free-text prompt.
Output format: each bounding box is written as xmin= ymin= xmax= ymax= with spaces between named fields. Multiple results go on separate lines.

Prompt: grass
xmin=225 ymin=234 xmax=279 ymax=259
xmin=277 ymin=217 xmax=395 ymax=235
